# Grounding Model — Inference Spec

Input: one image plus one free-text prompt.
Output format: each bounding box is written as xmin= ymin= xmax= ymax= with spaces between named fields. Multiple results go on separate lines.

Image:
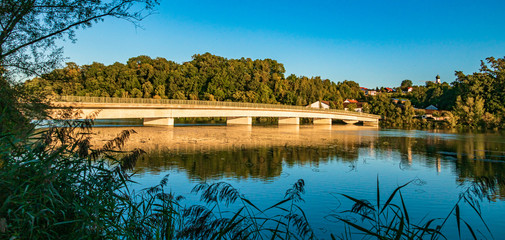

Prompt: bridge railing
xmin=56 ymin=95 xmax=381 ymax=119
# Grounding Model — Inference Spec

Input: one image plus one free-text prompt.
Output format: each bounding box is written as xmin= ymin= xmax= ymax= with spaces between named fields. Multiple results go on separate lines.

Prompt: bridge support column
xmin=313 ymin=118 xmax=332 ymax=125
xmin=278 ymin=117 xmax=299 ymax=125
xmin=143 ymin=117 xmax=174 ymax=126
xmin=343 ymin=120 xmax=359 ymax=125
xmin=363 ymin=120 xmax=379 ymax=127
xmin=227 ymin=117 xmax=252 ymax=125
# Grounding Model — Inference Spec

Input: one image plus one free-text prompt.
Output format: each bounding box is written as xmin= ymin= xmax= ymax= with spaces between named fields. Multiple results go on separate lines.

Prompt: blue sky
xmin=61 ymin=0 xmax=505 ymax=88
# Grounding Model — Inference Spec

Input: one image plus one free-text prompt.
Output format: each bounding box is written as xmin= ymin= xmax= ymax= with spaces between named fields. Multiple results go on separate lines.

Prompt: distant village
xmin=306 ymin=75 xmax=446 ymax=121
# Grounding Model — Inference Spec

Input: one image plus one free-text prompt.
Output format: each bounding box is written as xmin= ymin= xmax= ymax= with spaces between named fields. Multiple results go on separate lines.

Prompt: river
xmin=90 ymin=124 xmax=505 ymax=239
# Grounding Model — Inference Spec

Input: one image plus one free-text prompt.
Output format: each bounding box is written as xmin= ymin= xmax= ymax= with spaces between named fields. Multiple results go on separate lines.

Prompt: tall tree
xmin=453 ymin=96 xmax=485 ymax=128
xmin=400 ymin=79 xmax=413 ymax=90
xmin=454 ymin=57 xmax=505 ymax=116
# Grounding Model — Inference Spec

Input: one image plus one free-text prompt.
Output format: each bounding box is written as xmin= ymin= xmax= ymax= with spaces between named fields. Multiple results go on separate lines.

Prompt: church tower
xmin=435 ymin=74 xmax=441 ymax=84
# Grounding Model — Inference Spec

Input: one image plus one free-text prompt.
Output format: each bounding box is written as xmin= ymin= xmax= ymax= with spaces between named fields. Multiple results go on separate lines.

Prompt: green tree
xmin=400 ymin=79 xmax=413 ymax=90
xmin=0 ymin=0 xmax=158 ymax=136
xmin=329 ymin=101 xmax=337 ymax=109
xmin=453 ymin=96 xmax=485 ymax=128
xmin=454 ymin=57 xmax=505 ymax=117
xmin=131 ymin=88 xmax=142 ymax=98
xmin=347 ymin=103 xmax=357 ymax=112
xmin=154 ymin=85 xmax=166 ymax=98
xmin=401 ymin=100 xmax=416 ymax=127
xmin=361 ymin=102 xmax=370 ymax=113
xmin=443 ymin=111 xmax=458 ymax=128
xmin=142 ymin=81 xmax=153 ymax=98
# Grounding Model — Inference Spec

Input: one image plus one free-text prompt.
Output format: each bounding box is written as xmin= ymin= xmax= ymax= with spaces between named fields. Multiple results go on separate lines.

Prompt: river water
xmin=91 ymin=124 xmax=505 ymax=239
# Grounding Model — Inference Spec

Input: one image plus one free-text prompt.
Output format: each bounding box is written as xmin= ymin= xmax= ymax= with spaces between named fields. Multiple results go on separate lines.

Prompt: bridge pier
xmin=278 ymin=117 xmax=299 ymax=125
xmin=313 ymin=118 xmax=332 ymax=125
xmin=227 ymin=117 xmax=252 ymax=125
xmin=52 ymin=98 xmax=382 ymax=127
xmin=143 ymin=117 xmax=174 ymax=126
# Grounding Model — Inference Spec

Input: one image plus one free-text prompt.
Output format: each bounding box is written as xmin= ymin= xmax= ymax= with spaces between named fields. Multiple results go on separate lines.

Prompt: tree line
xmin=26 ymin=54 xmax=505 ymax=129
xmin=371 ymin=57 xmax=504 ymax=129
xmin=25 ymin=53 xmax=364 ymax=108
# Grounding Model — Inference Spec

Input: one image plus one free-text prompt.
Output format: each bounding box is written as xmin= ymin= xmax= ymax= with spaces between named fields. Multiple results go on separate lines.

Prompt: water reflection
xmin=90 ymin=126 xmax=505 ymax=199
xmin=87 ymin=125 xmax=505 ymax=238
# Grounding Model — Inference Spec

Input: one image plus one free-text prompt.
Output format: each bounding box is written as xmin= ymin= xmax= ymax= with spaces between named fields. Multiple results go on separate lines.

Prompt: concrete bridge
xmin=51 ymin=96 xmax=381 ymax=126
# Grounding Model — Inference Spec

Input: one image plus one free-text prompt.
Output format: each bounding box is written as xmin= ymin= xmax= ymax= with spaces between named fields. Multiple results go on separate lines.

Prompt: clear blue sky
xmin=61 ymin=0 xmax=505 ymax=88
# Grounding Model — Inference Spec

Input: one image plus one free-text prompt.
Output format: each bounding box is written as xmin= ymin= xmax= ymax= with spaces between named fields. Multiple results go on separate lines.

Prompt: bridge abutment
xmin=363 ymin=120 xmax=379 ymax=127
xmin=313 ymin=118 xmax=332 ymax=125
xmin=278 ymin=117 xmax=299 ymax=125
xmin=227 ymin=117 xmax=252 ymax=125
xmin=143 ymin=117 xmax=174 ymax=126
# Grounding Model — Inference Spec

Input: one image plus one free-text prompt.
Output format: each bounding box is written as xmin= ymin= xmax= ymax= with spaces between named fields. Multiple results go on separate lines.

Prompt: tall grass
xmin=327 ymin=176 xmax=494 ymax=240
xmin=0 ymin=112 xmax=142 ymax=239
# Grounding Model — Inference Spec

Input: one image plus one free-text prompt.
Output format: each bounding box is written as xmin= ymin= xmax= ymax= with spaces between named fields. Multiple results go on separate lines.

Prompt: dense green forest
xmin=26 ymin=54 xmax=505 ymax=129
xmin=25 ymin=53 xmax=363 ymax=107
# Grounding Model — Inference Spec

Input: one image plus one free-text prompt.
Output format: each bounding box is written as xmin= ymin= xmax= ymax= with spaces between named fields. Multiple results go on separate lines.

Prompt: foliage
xmin=366 ymin=94 xmax=417 ymax=128
xmin=453 ymin=96 xmax=485 ymax=128
xmin=454 ymin=57 xmax=505 ymax=116
xmin=0 ymin=115 xmax=143 ymax=239
xmin=0 ymin=0 xmax=159 ymax=77
xmin=1 ymin=110 xmax=501 ymax=239
xmin=452 ymin=57 xmax=505 ymax=129
xmin=0 ymin=0 xmax=159 ymax=139
xmin=395 ymin=82 xmax=457 ymax=111
xmin=0 ymin=73 xmax=48 ymax=138
xmin=346 ymin=103 xmax=357 ymax=112
xmin=400 ymin=79 xmax=412 ymax=90
xmin=180 ymin=179 xmax=315 ymax=239
xmin=374 ymin=56 xmax=505 ymax=129
xmin=26 ymin=53 xmax=364 ymax=106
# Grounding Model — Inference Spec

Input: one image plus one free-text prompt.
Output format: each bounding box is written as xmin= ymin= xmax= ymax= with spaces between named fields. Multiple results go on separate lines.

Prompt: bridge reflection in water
xmin=88 ymin=125 xmax=505 ymax=201
xmin=90 ymin=124 xmax=377 ymax=152
xmin=91 ymin=124 xmax=379 ymax=179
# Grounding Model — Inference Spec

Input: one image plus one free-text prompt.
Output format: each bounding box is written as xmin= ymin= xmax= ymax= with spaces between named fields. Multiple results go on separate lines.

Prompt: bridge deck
xmin=51 ymin=96 xmax=381 ymax=126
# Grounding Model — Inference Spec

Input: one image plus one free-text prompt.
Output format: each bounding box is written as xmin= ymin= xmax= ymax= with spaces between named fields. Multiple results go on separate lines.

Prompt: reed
xmin=327 ymin=176 xmax=494 ymax=240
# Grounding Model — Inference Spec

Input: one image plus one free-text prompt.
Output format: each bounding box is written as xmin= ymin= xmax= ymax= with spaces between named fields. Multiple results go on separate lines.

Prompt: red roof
xmin=345 ymin=99 xmax=358 ymax=103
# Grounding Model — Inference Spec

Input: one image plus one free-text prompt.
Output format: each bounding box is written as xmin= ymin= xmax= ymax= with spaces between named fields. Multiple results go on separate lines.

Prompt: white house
xmin=307 ymin=101 xmax=330 ymax=109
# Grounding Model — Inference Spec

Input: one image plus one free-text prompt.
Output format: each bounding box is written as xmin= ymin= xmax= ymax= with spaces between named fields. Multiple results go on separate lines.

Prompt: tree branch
xmin=0 ymin=0 xmax=35 ymax=48
xmin=0 ymin=3 xmax=129 ymax=59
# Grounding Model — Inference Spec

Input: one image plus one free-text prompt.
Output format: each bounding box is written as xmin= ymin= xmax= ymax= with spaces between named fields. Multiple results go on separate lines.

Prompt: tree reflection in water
xmin=90 ymin=126 xmax=505 ymax=200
